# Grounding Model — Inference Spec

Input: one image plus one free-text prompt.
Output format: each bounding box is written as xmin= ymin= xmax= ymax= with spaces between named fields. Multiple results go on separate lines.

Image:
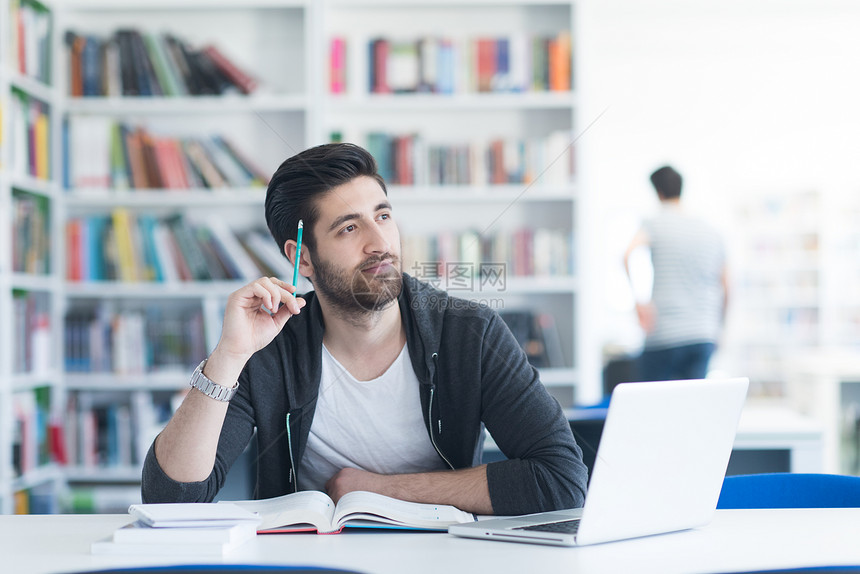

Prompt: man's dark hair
xmin=649 ymin=165 xmax=683 ymax=200
xmin=265 ymin=143 xmax=388 ymax=255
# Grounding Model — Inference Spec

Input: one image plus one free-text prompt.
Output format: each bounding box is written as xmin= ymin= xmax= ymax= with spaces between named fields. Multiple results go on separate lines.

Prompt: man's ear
xmin=298 ymin=246 xmax=313 ymax=278
xmin=283 ymin=240 xmax=313 ymax=278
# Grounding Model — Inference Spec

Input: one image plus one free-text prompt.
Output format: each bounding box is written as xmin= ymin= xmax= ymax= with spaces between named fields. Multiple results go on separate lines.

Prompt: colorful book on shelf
xmin=11 ymin=0 xmax=52 ymax=84
xmin=387 ymin=39 xmax=419 ymax=93
xmin=370 ymin=38 xmax=390 ymax=93
xmin=549 ymin=31 xmax=572 ymax=92
xmin=329 ymin=36 xmax=347 ymax=94
xmin=110 ymin=209 xmax=141 ymax=282
xmin=226 ymin=490 xmax=475 ymax=535
xmin=143 ymin=32 xmax=180 ymax=97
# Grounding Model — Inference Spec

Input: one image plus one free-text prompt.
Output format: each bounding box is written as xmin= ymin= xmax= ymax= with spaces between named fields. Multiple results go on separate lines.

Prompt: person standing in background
xmin=623 ymin=165 xmax=729 ymax=382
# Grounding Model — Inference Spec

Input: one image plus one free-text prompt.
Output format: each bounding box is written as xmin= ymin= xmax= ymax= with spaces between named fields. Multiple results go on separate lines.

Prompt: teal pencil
xmin=293 ymin=219 xmax=303 ymax=287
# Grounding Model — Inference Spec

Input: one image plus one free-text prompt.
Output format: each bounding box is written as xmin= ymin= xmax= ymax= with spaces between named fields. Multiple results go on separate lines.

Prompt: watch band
xmin=189 ymin=359 xmax=238 ymax=402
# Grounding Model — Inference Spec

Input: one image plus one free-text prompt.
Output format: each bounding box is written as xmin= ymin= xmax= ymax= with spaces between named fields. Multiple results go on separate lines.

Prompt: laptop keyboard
xmin=514 ymin=519 xmax=581 ymax=535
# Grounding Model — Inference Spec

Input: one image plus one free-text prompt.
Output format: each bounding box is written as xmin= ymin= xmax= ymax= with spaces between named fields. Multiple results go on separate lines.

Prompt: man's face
xmin=306 ymin=175 xmax=402 ymax=314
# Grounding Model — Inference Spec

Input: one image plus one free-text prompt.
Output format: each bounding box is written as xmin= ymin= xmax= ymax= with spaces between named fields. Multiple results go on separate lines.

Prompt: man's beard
xmin=311 ymin=253 xmax=403 ymax=316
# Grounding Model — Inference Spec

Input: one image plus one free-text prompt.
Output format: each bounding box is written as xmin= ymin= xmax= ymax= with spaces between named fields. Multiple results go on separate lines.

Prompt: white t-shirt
xmin=297 ymin=342 xmax=447 ymax=491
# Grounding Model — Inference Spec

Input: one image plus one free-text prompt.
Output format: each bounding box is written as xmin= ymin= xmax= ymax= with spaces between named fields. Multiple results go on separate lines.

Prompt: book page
xmin=333 ymin=491 xmax=475 ymax=531
xmin=227 ymin=491 xmax=336 ymax=532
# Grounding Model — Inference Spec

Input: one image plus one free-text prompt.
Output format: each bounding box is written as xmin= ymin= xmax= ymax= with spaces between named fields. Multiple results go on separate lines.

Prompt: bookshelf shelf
xmin=10 ymin=175 xmax=60 ymax=198
xmin=65 ymin=281 xmax=245 ymax=299
xmin=66 ymin=372 xmax=186 ymax=391
xmin=388 ymin=184 xmax=577 ymax=204
xmin=64 ymin=95 xmax=309 ymax=116
xmin=9 ymin=273 xmax=60 ymax=292
xmin=10 ymin=464 xmax=63 ymax=493
xmin=6 ymin=71 xmax=55 ymax=102
xmin=61 ymin=0 xmax=310 ymax=10
xmin=328 ymin=92 xmax=577 ymax=112
xmin=11 ymin=372 xmax=63 ymax=393
xmin=327 ymin=0 xmax=572 ymax=6
xmin=65 ymin=189 xmax=266 ymax=208
xmin=65 ymin=466 xmax=145 ymax=483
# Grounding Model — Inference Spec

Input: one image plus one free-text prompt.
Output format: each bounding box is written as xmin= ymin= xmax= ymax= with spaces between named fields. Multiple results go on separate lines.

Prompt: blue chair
xmin=717 ymin=473 xmax=860 ymax=509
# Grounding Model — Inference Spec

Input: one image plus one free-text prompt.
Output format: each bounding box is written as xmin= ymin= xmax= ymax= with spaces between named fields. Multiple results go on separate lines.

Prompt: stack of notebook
xmin=91 ymin=502 xmax=261 ymax=556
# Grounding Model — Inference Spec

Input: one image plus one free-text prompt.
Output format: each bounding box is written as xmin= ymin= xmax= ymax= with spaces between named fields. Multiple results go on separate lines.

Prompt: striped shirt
xmin=641 ymin=208 xmax=725 ymax=350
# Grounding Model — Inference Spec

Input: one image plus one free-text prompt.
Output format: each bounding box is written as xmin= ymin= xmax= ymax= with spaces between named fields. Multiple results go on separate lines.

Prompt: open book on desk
xmin=225 ymin=490 xmax=476 ymax=534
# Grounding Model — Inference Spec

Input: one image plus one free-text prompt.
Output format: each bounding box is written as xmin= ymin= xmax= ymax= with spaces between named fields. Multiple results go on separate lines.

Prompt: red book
xmin=167 ymin=140 xmax=191 ymax=188
xmin=373 ymin=39 xmax=391 ymax=93
xmin=153 ymin=138 xmax=183 ymax=189
xmin=17 ymin=6 xmax=26 ymax=74
xmin=49 ymin=420 xmax=68 ymax=466
xmin=202 ymin=45 xmax=258 ymax=94
xmin=476 ymin=38 xmax=497 ymax=92
xmin=66 ymin=219 xmax=82 ymax=281
xmin=490 ymin=139 xmax=506 ymax=184
xmin=124 ymin=129 xmax=149 ymax=189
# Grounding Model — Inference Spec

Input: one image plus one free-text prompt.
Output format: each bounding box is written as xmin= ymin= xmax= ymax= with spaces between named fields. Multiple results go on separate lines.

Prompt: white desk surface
xmin=2 ymin=509 xmax=859 ymax=574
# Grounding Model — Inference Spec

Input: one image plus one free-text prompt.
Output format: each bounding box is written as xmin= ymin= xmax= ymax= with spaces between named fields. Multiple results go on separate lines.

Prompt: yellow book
xmin=14 ymin=490 xmax=29 ymax=515
xmin=34 ymin=110 xmax=50 ymax=180
xmin=111 ymin=209 xmax=140 ymax=282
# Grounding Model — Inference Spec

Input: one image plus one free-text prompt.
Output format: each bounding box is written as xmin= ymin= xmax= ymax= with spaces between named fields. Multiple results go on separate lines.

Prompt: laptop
xmin=449 ymin=377 xmax=749 ymax=546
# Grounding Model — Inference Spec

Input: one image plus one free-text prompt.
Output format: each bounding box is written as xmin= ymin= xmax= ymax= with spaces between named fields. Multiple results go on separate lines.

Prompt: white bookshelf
xmin=322 ymin=0 xmax=586 ymax=404
xmin=0 ymin=0 xmax=66 ymax=514
xmin=0 ymin=0 xmax=596 ymax=513
xmin=723 ymin=189 xmax=823 ymax=397
xmin=52 ymin=0 xmax=314 ymax=513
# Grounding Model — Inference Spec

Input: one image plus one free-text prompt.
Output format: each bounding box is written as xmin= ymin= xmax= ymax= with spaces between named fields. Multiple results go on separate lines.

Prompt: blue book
xmin=495 ymin=38 xmax=510 ymax=92
xmin=81 ymin=36 xmax=102 ymax=96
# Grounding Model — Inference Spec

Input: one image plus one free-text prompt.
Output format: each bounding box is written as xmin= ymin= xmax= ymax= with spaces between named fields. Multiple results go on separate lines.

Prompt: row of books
xmin=65 ymin=211 xmax=290 ymax=283
xmin=65 ymin=304 xmax=206 ymax=374
xmin=8 ymin=0 xmax=52 ymax=85
xmin=12 ymin=386 xmax=62 ymax=477
xmin=344 ymin=33 xmax=572 ymax=95
xmin=12 ymin=290 xmax=52 ymax=375
xmin=402 ymin=228 xmax=575 ymax=281
xmin=65 ymin=29 xmax=258 ymax=97
xmin=64 ymin=391 xmax=168 ymax=471
xmin=65 ymin=118 xmax=269 ymax=190
xmin=11 ymin=191 xmax=50 ymax=275
xmin=355 ymin=130 xmax=574 ymax=187
xmin=13 ymin=484 xmax=58 ymax=515
xmin=7 ymin=88 xmax=51 ymax=181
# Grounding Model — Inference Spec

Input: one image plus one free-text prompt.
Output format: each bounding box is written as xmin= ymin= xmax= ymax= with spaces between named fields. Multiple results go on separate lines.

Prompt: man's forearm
xmin=326 ymin=465 xmax=493 ymax=515
xmin=153 ymin=349 xmax=247 ymax=483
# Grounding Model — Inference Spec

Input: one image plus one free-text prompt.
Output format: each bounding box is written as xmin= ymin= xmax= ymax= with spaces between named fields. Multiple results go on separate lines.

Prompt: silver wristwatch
xmin=189 ymin=359 xmax=238 ymax=402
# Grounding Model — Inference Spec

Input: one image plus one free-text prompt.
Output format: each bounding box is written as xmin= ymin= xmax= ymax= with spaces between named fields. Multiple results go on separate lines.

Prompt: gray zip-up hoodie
xmin=142 ymin=274 xmax=588 ymax=515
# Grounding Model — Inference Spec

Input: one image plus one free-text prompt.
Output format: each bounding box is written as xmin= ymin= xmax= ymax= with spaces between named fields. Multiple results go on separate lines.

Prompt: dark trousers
xmin=637 ymin=342 xmax=716 ymax=382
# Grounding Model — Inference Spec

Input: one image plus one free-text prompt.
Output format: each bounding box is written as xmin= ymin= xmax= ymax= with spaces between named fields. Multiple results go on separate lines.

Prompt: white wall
xmin=578 ymin=0 xmax=860 ymax=362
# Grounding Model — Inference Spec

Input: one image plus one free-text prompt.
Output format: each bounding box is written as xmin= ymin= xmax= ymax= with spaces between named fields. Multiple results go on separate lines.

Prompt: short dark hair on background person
xmin=265 ymin=142 xmax=388 ymax=255
xmin=650 ymin=165 xmax=683 ymax=200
